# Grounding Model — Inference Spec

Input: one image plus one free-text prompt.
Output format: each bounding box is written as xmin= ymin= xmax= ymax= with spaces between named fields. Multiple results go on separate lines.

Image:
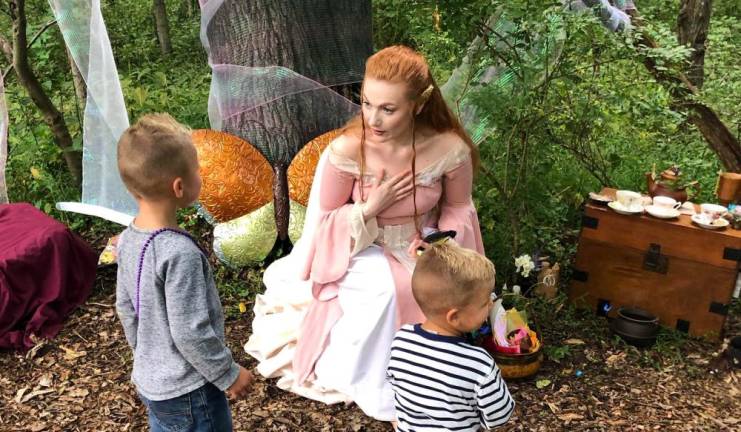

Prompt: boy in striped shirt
xmin=387 ymin=240 xmax=514 ymax=431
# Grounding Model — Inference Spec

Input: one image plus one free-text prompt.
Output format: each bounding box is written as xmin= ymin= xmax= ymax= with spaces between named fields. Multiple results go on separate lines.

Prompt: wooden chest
xmin=569 ymin=190 xmax=741 ymax=339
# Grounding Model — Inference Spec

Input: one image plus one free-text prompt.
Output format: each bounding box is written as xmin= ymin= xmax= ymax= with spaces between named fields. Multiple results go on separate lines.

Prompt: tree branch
xmin=629 ymin=10 xmax=741 ymax=171
xmin=2 ymin=18 xmax=56 ymax=80
xmin=28 ymin=19 xmax=57 ymax=49
xmin=677 ymin=0 xmax=711 ymax=89
xmin=9 ymin=0 xmax=81 ymax=184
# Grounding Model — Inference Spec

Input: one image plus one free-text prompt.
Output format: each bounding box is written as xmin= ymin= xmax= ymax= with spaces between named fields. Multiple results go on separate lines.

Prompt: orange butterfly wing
xmin=287 ymin=129 xmax=341 ymax=206
xmin=192 ymin=129 xmax=273 ymax=222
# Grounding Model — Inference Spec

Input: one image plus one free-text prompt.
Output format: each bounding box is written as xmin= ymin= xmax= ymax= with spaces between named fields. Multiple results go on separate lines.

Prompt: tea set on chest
xmin=589 ymin=165 xmax=737 ymax=230
xmin=570 ymin=166 xmax=741 ymax=342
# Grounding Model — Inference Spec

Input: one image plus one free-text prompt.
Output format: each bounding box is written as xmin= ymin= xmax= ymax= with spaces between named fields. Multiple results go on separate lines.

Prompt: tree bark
xmin=9 ymin=0 xmax=82 ymax=185
xmin=677 ymin=0 xmax=712 ymax=89
xmin=630 ymin=10 xmax=741 ymax=172
xmin=153 ymin=0 xmax=172 ymax=56
xmin=685 ymin=102 xmax=741 ymax=172
xmin=0 ymin=35 xmax=11 ymax=64
xmin=205 ymin=0 xmax=371 ymax=246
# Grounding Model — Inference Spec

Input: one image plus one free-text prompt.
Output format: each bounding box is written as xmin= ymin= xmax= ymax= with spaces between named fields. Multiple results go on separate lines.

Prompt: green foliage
xmin=104 ymin=0 xmax=211 ymax=128
xmin=2 ymin=0 xmax=208 ymax=228
xmin=373 ymin=0 xmax=496 ymax=82
xmin=375 ymin=0 xmax=735 ymax=283
xmin=1 ymin=0 xmax=738 ymax=300
xmin=544 ymin=344 xmax=571 ymax=363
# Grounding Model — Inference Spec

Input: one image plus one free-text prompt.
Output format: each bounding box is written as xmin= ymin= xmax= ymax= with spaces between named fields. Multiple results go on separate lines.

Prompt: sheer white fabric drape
xmin=51 ymin=0 xmax=134 ymax=224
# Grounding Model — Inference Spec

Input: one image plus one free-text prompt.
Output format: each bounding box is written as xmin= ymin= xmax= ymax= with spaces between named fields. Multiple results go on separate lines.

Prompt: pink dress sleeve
xmin=437 ymin=157 xmax=485 ymax=254
xmin=300 ymin=160 xmax=355 ymax=293
xmin=294 ymin=160 xmax=356 ymax=383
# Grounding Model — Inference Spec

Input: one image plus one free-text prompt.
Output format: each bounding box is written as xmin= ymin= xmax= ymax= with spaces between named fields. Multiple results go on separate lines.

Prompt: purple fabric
xmin=0 ymin=203 xmax=97 ymax=350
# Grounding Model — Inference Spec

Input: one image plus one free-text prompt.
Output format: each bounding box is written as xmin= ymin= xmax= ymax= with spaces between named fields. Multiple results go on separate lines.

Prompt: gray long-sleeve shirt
xmin=115 ymin=224 xmax=239 ymax=401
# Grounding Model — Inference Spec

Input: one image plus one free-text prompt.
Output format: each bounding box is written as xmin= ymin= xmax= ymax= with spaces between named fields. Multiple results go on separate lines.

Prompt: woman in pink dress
xmin=245 ymin=45 xmax=484 ymax=421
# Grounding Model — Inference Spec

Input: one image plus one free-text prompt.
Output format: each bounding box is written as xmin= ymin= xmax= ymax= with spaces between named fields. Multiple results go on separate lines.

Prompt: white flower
xmin=512 ymin=285 xmax=521 ymax=295
xmin=514 ymin=254 xmax=535 ymax=278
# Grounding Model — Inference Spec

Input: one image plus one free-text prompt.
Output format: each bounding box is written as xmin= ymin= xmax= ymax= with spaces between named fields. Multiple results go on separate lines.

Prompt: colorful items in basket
xmin=474 ymin=297 xmax=544 ymax=379
xmin=489 ymin=300 xmax=540 ymax=355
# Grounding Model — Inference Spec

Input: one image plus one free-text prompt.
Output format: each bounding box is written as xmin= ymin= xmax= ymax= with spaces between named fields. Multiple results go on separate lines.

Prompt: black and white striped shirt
xmin=387 ymin=324 xmax=514 ymax=431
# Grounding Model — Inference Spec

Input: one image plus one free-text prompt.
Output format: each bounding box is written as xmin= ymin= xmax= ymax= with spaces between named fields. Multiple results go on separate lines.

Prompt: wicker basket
xmin=479 ymin=336 xmax=544 ymax=379
xmin=490 ymin=348 xmax=544 ymax=379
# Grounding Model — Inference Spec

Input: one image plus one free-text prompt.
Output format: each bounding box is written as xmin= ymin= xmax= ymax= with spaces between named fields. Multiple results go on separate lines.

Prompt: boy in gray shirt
xmin=115 ymin=114 xmax=253 ymax=432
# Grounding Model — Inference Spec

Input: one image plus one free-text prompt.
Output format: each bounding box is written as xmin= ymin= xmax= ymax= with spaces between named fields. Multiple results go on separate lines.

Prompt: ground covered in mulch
xmin=1 ymin=231 xmax=739 ymax=431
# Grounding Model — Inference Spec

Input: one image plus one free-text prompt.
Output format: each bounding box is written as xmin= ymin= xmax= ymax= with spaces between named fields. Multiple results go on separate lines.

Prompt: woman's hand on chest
xmin=361 ymin=168 xmax=415 ymax=220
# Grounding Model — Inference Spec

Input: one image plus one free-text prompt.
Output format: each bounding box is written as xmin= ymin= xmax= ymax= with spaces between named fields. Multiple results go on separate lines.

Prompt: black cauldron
xmin=610 ymin=307 xmax=659 ymax=348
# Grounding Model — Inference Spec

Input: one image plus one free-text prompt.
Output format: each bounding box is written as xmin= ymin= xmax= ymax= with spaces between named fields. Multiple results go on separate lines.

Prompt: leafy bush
xmin=1 ymin=0 xmax=737 ymax=289
xmin=376 ymin=0 xmax=735 ymax=283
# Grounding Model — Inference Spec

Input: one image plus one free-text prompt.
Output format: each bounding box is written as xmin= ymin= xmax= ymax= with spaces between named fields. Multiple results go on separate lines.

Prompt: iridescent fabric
xmin=442 ymin=2 xmax=631 ymax=145
xmin=197 ymin=1 xmax=369 ymax=265
xmin=199 ymin=0 xmax=366 ymax=166
xmin=442 ymin=12 xmax=565 ymax=146
xmin=50 ymin=0 xmax=134 ymax=224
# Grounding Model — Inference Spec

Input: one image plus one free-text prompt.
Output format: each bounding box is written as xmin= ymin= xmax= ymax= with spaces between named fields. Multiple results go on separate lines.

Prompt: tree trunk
xmin=629 ymin=10 xmax=741 ymax=172
xmin=677 ymin=0 xmax=712 ymax=89
xmin=9 ymin=0 xmax=82 ymax=185
xmin=204 ymin=0 xmax=371 ymax=246
xmin=153 ymin=0 xmax=172 ymax=56
xmin=686 ymin=102 xmax=741 ymax=172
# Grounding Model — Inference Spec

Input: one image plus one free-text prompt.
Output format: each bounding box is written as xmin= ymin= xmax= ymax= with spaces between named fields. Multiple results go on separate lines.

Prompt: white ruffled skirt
xmin=245 ymin=243 xmax=401 ymax=421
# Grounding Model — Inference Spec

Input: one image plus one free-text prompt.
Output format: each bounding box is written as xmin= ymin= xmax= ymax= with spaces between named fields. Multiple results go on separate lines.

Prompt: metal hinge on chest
xmin=643 ymin=243 xmax=668 ymax=274
xmin=709 ymin=302 xmax=729 ymax=316
xmin=723 ymin=247 xmax=741 ymax=262
xmin=581 ymin=215 xmax=599 ymax=229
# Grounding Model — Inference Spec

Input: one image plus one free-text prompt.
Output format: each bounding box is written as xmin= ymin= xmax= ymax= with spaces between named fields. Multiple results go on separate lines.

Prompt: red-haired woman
xmin=246 ymin=45 xmax=484 ymax=421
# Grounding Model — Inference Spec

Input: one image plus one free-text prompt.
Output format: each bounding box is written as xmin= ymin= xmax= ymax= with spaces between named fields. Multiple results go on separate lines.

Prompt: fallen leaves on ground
xmin=1 ymin=265 xmax=739 ymax=431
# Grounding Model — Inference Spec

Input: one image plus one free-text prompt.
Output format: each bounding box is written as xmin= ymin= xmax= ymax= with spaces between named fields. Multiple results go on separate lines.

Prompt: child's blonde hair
xmin=117 ymin=113 xmax=194 ymax=199
xmin=412 ymin=240 xmax=495 ymax=317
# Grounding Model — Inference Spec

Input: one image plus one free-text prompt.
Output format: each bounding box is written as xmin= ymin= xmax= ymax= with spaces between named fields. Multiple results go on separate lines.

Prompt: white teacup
xmin=616 ymin=190 xmax=642 ymax=211
xmin=699 ymin=203 xmax=727 ymax=223
xmin=653 ymin=196 xmax=681 ymax=210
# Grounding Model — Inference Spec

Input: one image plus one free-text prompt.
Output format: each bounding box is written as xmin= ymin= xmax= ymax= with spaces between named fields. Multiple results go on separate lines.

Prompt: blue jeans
xmin=139 ymin=383 xmax=233 ymax=432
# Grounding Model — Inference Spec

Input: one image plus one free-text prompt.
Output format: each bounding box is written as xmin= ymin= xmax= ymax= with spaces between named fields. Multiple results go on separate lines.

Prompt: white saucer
xmin=645 ymin=205 xmax=680 ymax=219
xmin=608 ymin=201 xmax=643 ymax=215
xmin=678 ymin=201 xmax=696 ymax=216
xmin=691 ymin=214 xmax=729 ymax=230
xmin=589 ymin=192 xmax=612 ymax=203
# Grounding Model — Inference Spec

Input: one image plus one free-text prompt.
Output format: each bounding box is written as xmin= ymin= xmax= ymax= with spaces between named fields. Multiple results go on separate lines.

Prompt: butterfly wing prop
xmin=193 ymin=129 xmax=338 ymax=267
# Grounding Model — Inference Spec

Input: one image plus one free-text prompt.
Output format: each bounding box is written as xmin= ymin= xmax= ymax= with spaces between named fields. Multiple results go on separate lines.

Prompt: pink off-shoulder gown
xmin=245 ymin=138 xmax=483 ymax=421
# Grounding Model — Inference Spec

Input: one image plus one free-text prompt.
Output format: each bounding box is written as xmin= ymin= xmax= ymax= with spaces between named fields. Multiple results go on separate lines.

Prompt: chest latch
xmin=643 ymin=243 xmax=668 ymax=274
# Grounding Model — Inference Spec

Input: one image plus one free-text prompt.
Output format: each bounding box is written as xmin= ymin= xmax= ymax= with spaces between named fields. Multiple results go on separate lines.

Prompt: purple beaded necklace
xmin=134 ymin=227 xmax=205 ymax=317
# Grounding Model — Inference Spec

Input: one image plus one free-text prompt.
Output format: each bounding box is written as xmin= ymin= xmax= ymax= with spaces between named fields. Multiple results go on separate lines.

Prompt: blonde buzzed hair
xmin=412 ymin=240 xmax=495 ymax=317
xmin=117 ymin=113 xmax=195 ymax=199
